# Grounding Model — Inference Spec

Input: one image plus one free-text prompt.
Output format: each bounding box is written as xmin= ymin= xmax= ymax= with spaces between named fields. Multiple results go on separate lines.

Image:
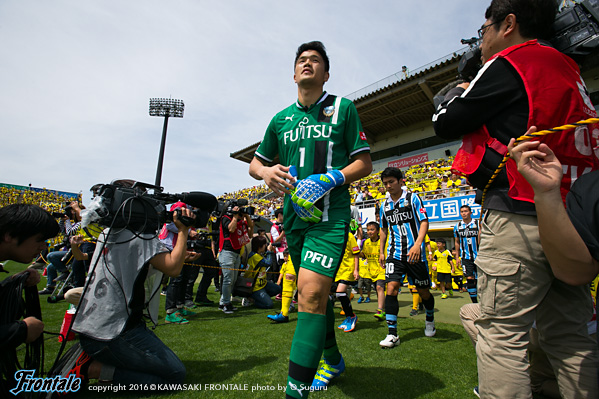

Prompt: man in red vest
xmin=433 ymin=0 xmax=599 ymax=397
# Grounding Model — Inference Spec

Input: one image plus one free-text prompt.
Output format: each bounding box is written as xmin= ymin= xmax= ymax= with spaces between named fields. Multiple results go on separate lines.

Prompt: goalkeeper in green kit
xmin=249 ymin=41 xmax=372 ymax=398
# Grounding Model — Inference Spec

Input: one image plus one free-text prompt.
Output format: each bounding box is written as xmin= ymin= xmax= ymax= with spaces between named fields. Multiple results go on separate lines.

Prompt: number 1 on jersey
xmin=299 ymin=147 xmax=305 ymax=168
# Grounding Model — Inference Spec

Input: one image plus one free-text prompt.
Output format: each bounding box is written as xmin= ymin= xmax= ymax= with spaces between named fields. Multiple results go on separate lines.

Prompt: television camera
xmin=83 ymin=180 xmax=218 ymax=234
xmin=434 ymin=0 xmax=599 ymax=107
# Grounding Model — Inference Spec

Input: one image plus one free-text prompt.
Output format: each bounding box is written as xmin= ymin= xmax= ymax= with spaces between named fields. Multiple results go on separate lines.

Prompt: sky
xmin=0 ymin=1 xmax=490 ymax=204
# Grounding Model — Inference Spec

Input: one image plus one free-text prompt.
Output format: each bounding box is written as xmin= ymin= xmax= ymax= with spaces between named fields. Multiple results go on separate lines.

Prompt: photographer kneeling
xmin=70 ymin=208 xmax=195 ymax=385
xmin=244 ymin=235 xmax=281 ymax=309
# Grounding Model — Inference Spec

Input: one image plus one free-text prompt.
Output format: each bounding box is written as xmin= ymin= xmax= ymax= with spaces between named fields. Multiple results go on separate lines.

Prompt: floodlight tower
xmin=149 ymin=98 xmax=184 ymax=189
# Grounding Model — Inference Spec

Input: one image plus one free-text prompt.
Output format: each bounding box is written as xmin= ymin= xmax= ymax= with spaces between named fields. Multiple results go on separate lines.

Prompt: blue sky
xmin=0 ymin=1 xmax=489 ymax=203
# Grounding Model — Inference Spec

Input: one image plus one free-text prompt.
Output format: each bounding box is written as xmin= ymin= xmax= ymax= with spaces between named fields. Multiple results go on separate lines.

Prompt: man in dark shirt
xmin=0 ymin=204 xmax=59 ymax=391
xmin=433 ymin=0 xmax=599 ymax=397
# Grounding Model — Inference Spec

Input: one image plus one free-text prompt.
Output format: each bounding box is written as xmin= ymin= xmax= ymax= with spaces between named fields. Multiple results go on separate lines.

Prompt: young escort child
xmin=432 ymin=239 xmax=454 ymax=299
xmin=335 ymin=231 xmax=361 ymax=332
xmin=268 ymin=249 xmax=296 ymax=323
xmin=360 ymin=221 xmax=386 ymax=320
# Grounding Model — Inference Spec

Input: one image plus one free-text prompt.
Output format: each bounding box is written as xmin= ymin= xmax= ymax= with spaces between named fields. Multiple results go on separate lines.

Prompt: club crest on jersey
xmin=360 ymin=131 xmax=367 ymax=141
xmin=323 ymin=105 xmax=335 ymax=117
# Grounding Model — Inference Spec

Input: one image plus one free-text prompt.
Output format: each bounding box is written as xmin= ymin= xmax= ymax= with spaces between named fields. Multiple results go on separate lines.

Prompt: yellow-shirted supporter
xmin=361 ymin=221 xmax=386 ymax=321
xmin=267 ymin=249 xmax=296 ymax=323
xmin=242 ymin=235 xmax=282 ymax=309
xmin=425 ymin=235 xmax=438 ymax=289
xmin=432 ymin=239 xmax=454 ymax=299
xmin=451 ymin=248 xmax=464 ymax=292
xmin=335 ymin=232 xmax=360 ymax=332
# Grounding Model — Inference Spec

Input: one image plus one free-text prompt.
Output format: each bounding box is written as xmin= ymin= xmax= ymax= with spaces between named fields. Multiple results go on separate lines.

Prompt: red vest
xmin=453 ymin=40 xmax=599 ymax=204
xmin=219 ymin=215 xmax=250 ymax=251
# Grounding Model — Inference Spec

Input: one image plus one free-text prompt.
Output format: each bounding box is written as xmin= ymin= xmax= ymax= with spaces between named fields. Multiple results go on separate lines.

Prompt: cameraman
xmin=433 ymin=1 xmax=599 ymax=397
xmin=218 ymin=203 xmax=254 ymax=314
xmin=191 ymin=223 xmax=220 ymax=306
xmin=70 ymin=206 xmax=195 ymax=385
xmin=159 ymin=202 xmax=200 ymax=324
xmin=39 ymin=201 xmax=83 ymax=295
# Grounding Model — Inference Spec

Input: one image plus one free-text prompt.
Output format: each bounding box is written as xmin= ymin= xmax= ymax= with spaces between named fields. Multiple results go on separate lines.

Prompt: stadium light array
xmin=150 ymin=97 xmax=185 ymax=188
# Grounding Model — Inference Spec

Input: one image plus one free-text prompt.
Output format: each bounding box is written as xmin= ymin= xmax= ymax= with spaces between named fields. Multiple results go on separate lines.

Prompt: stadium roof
xmin=229 ymin=46 xmax=468 ymax=163
xmin=349 ymin=48 xmax=467 ymax=143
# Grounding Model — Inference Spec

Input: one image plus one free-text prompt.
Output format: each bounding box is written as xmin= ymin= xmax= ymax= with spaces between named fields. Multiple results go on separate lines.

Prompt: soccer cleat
xmin=374 ymin=309 xmax=386 ymax=321
xmin=449 ymin=290 xmax=454 ymax=297
xmin=160 ymin=289 xmax=167 ymax=296
xmin=267 ymin=312 xmax=289 ymax=323
xmin=357 ymin=297 xmax=364 ymax=304
xmin=409 ymin=308 xmax=418 ymax=316
xmin=340 ymin=309 xmax=345 ymax=316
xmin=380 ymin=334 xmax=400 ymax=348
xmin=275 ymin=293 xmax=282 ymax=300
xmin=165 ymin=312 xmax=189 ymax=324
xmin=241 ymin=298 xmax=251 ymax=307
xmin=441 ymin=293 xmax=448 ymax=299
xmin=177 ymin=308 xmax=196 ymax=317
xmin=364 ymin=297 xmax=371 ymax=303
xmin=184 ymin=302 xmax=199 ymax=310
xmin=425 ymin=321 xmax=436 ymax=337
xmin=337 ymin=320 xmax=347 ymax=330
xmin=343 ymin=315 xmax=357 ymax=332
xmin=473 ymin=386 xmax=480 ymax=398
xmin=311 ymin=355 xmax=345 ymax=388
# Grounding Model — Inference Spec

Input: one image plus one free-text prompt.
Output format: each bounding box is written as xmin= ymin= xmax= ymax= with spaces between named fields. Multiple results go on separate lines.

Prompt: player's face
xmin=367 ymin=225 xmax=378 ymax=239
xmin=460 ymin=207 xmax=472 ymax=220
xmin=294 ymin=50 xmax=329 ymax=88
xmin=437 ymin=242 xmax=445 ymax=251
xmin=382 ymin=176 xmax=402 ymax=196
xmin=5 ymin=234 xmax=47 ymax=264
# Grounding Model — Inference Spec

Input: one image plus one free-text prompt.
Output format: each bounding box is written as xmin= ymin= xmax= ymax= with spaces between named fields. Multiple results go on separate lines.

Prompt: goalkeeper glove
xmin=291 ymin=169 xmax=345 ymax=210
xmin=287 ymin=166 xmax=324 ymax=223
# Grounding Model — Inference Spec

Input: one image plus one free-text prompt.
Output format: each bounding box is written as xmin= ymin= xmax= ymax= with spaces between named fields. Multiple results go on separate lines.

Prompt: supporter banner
xmin=355 ymin=194 xmax=480 ymax=228
xmin=0 ymin=183 xmax=79 ymax=200
xmin=388 ymin=153 xmax=429 ymax=169
xmin=423 ymin=195 xmax=481 ymax=222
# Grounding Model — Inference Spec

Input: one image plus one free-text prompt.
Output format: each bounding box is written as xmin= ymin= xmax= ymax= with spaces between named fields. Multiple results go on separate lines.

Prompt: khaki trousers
xmin=475 ymin=210 xmax=598 ymax=399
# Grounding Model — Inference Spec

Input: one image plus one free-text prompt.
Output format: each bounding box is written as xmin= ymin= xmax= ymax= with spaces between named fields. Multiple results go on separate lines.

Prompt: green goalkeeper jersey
xmin=255 ymin=92 xmax=370 ymax=232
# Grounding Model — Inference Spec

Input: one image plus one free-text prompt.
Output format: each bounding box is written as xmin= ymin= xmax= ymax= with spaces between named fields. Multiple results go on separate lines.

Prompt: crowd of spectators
xmin=221 ymin=156 xmax=474 ymax=223
xmin=0 ymin=185 xmax=80 ymax=247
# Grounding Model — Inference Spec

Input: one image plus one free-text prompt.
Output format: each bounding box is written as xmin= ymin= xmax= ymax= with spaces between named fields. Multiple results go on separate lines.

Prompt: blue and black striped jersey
xmin=380 ymin=190 xmax=428 ymax=262
xmin=453 ymin=219 xmax=480 ymax=260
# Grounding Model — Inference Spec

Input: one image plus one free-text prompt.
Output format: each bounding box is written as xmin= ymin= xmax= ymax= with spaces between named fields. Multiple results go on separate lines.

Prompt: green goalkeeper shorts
xmin=286 ymin=220 xmax=349 ymax=279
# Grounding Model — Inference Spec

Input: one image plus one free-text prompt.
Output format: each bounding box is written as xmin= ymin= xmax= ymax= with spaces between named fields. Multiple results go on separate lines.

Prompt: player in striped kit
xmin=378 ymin=167 xmax=436 ymax=348
xmin=453 ymin=205 xmax=480 ymax=303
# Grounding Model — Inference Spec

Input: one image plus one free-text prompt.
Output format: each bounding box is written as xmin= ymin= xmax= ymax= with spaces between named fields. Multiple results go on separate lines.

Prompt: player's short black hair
xmin=251 ymin=235 xmax=269 ymax=253
xmin=274 ymin=208 xmax=284 ymax=218
xmin=0 ymin=204 xmax=59 ymax=244
xmin=366 ymin=221 xmax=380 ymax=231
xmin=381 ymin=167 xmax=403 ymax=182
xmin=460 ymin=204 xmax=472 ymax=212
xmin=436 ymin=238 xmax=446 ymax=245
xmin=485 ymin=0 xmax=557 ymax=40
xmin=295 ymin=41 xmax=330 ymax=72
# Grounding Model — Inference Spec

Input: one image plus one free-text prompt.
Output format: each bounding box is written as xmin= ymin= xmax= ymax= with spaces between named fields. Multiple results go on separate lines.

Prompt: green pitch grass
xmin=4 ymin=261 xmax=549 ymax=398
